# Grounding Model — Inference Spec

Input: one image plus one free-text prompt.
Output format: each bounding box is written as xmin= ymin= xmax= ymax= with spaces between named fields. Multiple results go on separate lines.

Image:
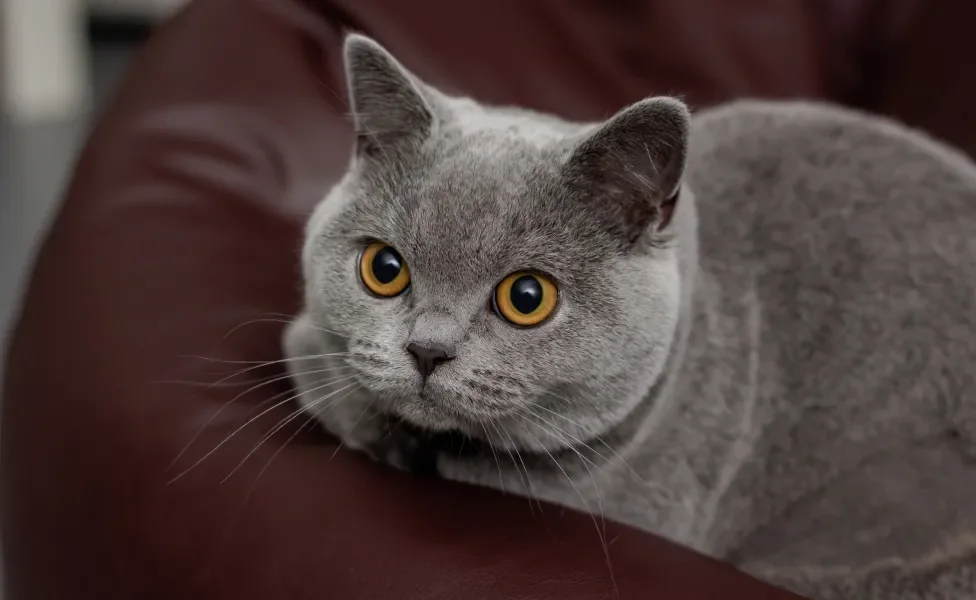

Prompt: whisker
xmin=168 ymin=352 xmax=354 ymax=405
xmin=166 ymin=374 xmax=359 ymax=484
xmin=167 ymin=364 xmax=354 ymax=469
xmin=494 ymin=421 xmax=544 ymax=517
xmin=239 ymin=417 xmax=316 ymax=507
xmin=310 ymin=75 xmax=350 ymax=109
xmin=381 ymin=417 xmax=404 ymax=441
xmin=239 ymin=383 xmax=363 ymax=505
xmin=480 ymin=422 xmax=508 ymax=494
xmin=538 ymin=389 xmax=583 ymax=408
xmin=516 ymin=420 xmax=618 ymax=596
xmin=160 ymin=364 xmax=352 ymax=390
xmin=243 ymin=369 xmax=356 ymax=413
xmin=212 ymin=316 xmax=307 ymax=348
xmin=224 ymin=381 xmax=361 ymax=482
xmin=520 ymin=406 xmax=608 ymax=471
xmin=329 ymin=394 xmax=373 ymax=461
xmin=309 ymin=74 xmax=394 ymax=162
xmin=537 ymin=392 xmax=666 ymax=493
xmin=257 ymin=312 xmax=390 ymax=346
xmin=158 ymin=378 xmax=271 ymax=389
xmin=179 ymin=352 xmax=351 ymax=368
xmin=521 ymin=407 xmax=612 ymax=579
xmin=209 ymin=314 xmax=373 ymax=354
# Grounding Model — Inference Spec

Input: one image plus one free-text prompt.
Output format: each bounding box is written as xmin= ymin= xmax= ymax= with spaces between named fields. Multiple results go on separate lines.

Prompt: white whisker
xmin=521 ymin=406 xmax=608 ymax=471
xmin=224 ymin=382 xmax=362 ymax=482
xmin=167 ymin=364 xmax=354 ymax=469
xmin=521 ymin=408 xmax=612 ymax=570
xmin=240 ymin=383 xmax=363 ymax=505
xmin=495 ymin=422 xmax=544 ymax=517
xmin=258 ymin=312 xmax=372 ymax=344
xmin=516 ymin=420 xmax=618 ymax=596
xmin=179 ymin=352 xmax=351 ymax=368
xmin=480 ymin=422 xmax=508 ymax=494
xmin=538 ymin=392 xmax=666 ymax=493
xmin=329 ymin=395 xmax=374 ymax=461
xmin=240 ymin=417 xmax=317 ymax=506
xmin=166 ymin=374 xmax=358 ymax=484
xmin=210 ymin=314 xmax=367 ymax=351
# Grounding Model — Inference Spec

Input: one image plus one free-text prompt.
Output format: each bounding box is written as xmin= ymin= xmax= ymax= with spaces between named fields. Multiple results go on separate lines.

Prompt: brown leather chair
xmin=4 ymin=0 xmax=975 ymax=598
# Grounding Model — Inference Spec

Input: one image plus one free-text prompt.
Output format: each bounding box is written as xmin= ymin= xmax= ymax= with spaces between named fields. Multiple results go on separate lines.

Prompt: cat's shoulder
xmin=686 ymin=99 xmax=976 ymax=285
xmin=690 ymin=99 xmax=976 ymax=177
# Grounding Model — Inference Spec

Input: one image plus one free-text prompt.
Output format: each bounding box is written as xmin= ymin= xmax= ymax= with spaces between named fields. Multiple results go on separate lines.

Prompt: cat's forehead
xmin=422 ymin=131 xmax=555 ymax=208
xmin=441 ymin=98 xmax=578 ymax=148
xmin=400 ymin=136 xmax=576 ymax=273
xmin=348 ymin=104 xmax=609 ymax=278
xmin=396 ymin=117 xmax=569 ymax=227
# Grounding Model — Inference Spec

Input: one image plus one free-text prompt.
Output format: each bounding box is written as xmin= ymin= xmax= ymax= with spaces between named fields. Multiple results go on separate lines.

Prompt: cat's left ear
xmin=563 ymin=97 xmax=690 ymax=244
xmin=343 ymin=34 xmax=435 ymax=159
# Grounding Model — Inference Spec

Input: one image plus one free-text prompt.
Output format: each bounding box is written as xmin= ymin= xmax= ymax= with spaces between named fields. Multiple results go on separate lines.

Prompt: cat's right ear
xmin=562 ymin=97 xmax=690 ymax=245
xmin=343 ymin=34 xmax=435 ymax=159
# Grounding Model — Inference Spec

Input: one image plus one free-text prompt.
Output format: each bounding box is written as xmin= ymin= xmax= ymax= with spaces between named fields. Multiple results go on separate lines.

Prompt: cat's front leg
xmin=360 ymin=421 xmax=443 ymax=476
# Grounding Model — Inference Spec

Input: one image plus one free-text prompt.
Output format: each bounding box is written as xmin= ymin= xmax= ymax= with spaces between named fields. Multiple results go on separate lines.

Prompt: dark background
xmin=0 ymin=11 xmax=157 ymax=595
xmin=1 ymin=14 xmax=155 ymax=372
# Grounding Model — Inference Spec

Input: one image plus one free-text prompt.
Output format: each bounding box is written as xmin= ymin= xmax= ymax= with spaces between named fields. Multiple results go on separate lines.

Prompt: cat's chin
xmin=393 ymin=397 xmax=478 ymax=434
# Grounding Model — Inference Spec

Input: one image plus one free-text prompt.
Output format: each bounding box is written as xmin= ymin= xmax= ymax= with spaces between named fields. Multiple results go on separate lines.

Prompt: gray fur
xmin=284 ymin=34 xmax=976 ymax=599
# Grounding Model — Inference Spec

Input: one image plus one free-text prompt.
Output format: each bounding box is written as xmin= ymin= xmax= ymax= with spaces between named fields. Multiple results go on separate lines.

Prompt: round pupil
xmin=510 ymin=275 xmax=543 ymax=314
xmin=371 ymin=247 xmax=402 ymax=284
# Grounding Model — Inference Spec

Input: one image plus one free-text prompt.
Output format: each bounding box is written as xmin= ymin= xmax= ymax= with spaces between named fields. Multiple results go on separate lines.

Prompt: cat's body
xmin=284 ymin=35 xmax=976 ymax=598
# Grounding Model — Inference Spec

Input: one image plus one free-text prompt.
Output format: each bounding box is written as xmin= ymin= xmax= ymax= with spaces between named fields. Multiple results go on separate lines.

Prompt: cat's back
xmin=688 ymin=99 xmax=976 ymax=269
xmin=683 ymin=100 xmax=976 ymax=593
xmin=686 ymin=100 xmax=976 ymax=331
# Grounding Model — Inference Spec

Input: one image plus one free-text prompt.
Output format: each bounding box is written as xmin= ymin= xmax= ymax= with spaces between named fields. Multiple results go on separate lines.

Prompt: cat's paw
xmin=363 ymin=421 xmax=441 ymax=477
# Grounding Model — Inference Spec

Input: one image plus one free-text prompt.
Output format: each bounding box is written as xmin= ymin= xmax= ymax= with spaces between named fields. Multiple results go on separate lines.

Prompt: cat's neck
xmin=597 ymin=236 xmax=701 ymax=454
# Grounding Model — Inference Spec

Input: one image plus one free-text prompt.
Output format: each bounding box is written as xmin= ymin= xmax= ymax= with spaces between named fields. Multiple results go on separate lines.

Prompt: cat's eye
xmin=493 ymin=272 xmax=558 ymax=327
xmin=359 ymin=241 xmax=410 ymax=297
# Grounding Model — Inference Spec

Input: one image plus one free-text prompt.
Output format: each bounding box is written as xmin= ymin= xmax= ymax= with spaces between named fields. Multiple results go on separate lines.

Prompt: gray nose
xmin=406 ymin=343 xmax=454 ymax=379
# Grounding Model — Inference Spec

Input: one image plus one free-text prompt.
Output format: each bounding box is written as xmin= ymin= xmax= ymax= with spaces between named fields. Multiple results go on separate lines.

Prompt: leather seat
xmin=4 ymin=0 xmax=975 ymax=597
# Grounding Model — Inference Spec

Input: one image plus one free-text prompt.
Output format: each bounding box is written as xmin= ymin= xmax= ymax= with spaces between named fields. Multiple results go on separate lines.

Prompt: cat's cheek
xmin=282 ymin=313 xmax=320 ymax=363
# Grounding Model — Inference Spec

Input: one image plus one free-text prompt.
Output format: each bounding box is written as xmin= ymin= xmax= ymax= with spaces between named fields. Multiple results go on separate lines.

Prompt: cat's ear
xmin=343 ymin=34 xmax=435 ymax=158
xmin=563 ymin=97 xmax=690 ymax=244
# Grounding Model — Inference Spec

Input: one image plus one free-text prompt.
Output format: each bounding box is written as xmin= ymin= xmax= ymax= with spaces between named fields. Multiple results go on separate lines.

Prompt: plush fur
xmin=284 ymin=34 xmax=976 ymax=598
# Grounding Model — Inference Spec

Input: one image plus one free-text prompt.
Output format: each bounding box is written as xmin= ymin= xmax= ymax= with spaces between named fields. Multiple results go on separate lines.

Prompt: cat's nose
xmin=406 ymin=342 xmax=455 ymax=379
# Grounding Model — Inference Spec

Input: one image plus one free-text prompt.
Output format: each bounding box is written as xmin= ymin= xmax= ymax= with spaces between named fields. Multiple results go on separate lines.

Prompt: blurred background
xmin=1 ymin=0 xmax=183 ymax=375
xmin=2 ymin=0 xmax=976 ymax=598
xmin=0 ymin=0 xmax=974 ymax=598
xmin=1 ymin=1 xmax=182 ymax=594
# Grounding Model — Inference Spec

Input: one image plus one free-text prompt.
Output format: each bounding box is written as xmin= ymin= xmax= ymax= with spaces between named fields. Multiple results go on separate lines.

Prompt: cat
xmin=283 ymin=33 xmax=976 ymax=599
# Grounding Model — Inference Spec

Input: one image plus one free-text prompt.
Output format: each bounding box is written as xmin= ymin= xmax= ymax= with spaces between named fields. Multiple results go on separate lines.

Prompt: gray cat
xmin=283 ymin=34 xmax=976 ymax=599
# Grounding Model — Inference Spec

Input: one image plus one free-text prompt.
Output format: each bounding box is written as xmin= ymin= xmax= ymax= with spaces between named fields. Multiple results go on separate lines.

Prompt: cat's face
xmin=301 ymin=35 xmax=691 ymax=452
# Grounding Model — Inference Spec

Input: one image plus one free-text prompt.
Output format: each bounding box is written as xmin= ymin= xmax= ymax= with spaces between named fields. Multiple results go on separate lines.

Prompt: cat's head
xmin=301 ymin=34 xmax=693 ymax=452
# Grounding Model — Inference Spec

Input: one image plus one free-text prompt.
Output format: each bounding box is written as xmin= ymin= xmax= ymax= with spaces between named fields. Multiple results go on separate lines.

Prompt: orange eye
xmin=493 ymin=272 xmax=558 ymax=327
xmin=359 ymin=242 xmax=410 ymax=297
